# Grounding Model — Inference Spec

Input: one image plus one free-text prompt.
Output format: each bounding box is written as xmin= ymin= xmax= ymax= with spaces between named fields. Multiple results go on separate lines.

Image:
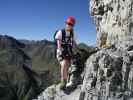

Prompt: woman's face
xmin=65 ymin=23 xmax=74 ymax=31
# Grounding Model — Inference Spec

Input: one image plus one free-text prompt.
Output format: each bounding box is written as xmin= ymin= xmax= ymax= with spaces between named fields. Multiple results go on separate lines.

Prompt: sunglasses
xmin=67 ymin=23 xmax=74 ymax=27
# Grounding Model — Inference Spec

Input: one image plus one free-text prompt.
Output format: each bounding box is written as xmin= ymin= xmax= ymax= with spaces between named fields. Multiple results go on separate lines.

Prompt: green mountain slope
xmin=0 ymin=35 xmax=52 ymax=100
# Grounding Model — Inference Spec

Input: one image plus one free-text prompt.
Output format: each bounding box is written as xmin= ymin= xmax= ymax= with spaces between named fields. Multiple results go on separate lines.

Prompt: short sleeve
xmin=55 ymin=30 xmax=62 ymax=40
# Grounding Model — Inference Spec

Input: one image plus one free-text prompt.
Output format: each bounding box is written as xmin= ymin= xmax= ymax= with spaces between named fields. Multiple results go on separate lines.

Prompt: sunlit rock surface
xmin=90 ymin=0 xmax=133 ymax=47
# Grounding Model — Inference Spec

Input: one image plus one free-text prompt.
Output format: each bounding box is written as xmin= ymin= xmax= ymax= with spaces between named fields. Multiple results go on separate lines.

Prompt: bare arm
xmin=57 ymin=40 xmax=62 ymax=50
xmin=55 ymin=30 xmax=62 ymax=50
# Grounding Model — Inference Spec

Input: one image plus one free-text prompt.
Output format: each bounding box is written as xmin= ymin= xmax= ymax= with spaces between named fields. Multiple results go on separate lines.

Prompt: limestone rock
xmin=80 ymin=39 xmax=133 ymax=100
xmin=34 ymin=84 xmax=82 ymax=100
xmin=90 ymin=0 xmax=133 ymax=47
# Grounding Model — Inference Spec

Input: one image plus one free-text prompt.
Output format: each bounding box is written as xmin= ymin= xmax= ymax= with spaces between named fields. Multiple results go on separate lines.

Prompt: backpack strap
xmin=54 ymin=29 xmax=74 ymax=45
xmin=61 ymin=29 xmax=74 ymax=43
xmin=53 ymin=30 xmax=59 ymax=42
xmin=70 ymin=30 xmax=74 ymax=39
xmin=54 ymin=29 xmax=66 ymax=41
xmin=70 ymin=30 xmax=74 ymax=45
xmin=61 ymin=29 xmax=66 ymax=43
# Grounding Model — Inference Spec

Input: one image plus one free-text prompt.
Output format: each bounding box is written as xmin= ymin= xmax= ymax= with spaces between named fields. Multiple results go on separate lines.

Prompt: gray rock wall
xmin=80 ymin=1 xmax=133 ymax=99
xmin=90 ymin=0 xmax=133 ymax=47
xmin=81 ymin=40 xmax=133 ymax=100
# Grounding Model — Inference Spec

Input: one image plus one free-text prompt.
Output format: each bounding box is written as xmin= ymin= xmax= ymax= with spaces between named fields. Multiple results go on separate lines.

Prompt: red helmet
xmin=66 ymin=16 xmax=76 ymax=26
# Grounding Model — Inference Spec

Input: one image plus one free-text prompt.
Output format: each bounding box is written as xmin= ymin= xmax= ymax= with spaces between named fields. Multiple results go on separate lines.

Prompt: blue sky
xmin=0 ymin=0 xmax=96 ymax=45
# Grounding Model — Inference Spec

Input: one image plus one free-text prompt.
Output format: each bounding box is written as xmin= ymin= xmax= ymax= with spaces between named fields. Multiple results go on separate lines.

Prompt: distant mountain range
xmin=0 ymin=35 xmax=54 ymax=100
xmin=0 ymin=35 xmax=96 ymax=100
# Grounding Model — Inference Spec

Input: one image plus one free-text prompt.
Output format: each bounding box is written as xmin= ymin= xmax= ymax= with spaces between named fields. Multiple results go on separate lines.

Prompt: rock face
xmin=79 ymin=0 xmax=133 ymax=99
xmin=80 ymin=39 xmax=133 ymax=100
xmin=35 ymin=85 xmax=82 ymax=100
xmin=79 ymin=1 xmax=133 ymax=99
xmin=90 ymin=0 xmax=133 ymax=47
